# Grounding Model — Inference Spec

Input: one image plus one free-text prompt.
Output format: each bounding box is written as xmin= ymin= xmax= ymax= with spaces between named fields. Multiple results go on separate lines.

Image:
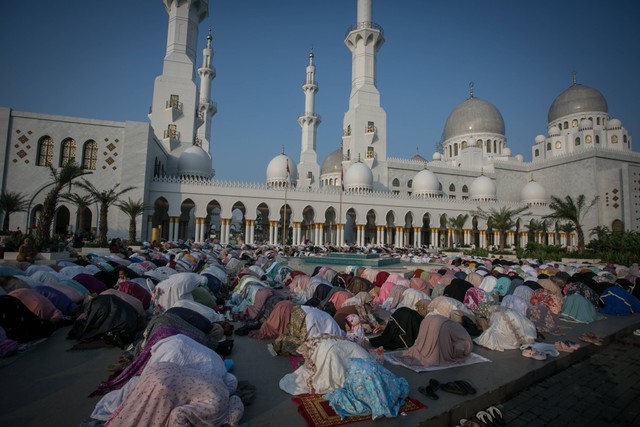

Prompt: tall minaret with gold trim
xmin=197 ymin=28 xmax=217 ymax=156
xmin=341 ymin=0 xmax=388 ymax=190
xmin=297 ymin=49 xmax=321 ymax=190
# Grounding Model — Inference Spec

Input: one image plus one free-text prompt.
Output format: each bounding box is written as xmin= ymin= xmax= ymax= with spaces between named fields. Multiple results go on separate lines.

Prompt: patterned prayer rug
xmin=291 ymin=393 xmax=426 ymax=427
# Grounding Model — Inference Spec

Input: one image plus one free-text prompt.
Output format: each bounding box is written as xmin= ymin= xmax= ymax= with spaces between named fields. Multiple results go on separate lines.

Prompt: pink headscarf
xmin=374 ymin=281 xmax=394 ymax=304
xmin=409 ymin=277 xmax=428 ymax=292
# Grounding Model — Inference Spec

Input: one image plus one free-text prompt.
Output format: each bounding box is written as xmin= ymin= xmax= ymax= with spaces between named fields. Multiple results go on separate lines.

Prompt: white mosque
xmin=1 ymin=0 xmax=638 ymax=249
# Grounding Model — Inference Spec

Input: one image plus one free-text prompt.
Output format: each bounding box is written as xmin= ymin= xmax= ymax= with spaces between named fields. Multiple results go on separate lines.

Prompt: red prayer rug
xmin=291 ymin=393 xmax=426 ymax=427
xmin=289 ymin=356 xmax=305 ymax=370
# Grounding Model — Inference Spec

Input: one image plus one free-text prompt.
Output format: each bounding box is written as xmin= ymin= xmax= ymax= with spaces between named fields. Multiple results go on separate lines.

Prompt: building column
xmin=337 ymin=223 xmax=344 ymax=247
xmin=479 ymin=230 xmax=487 ymax=248
xmin=547 ymin=232 xmax=555 ymax=246
xmin=194 ymin=218 xmax=202 ymax=243
xmin=559 ymin=232 xmax=566 ymax=247
xmin=413 ymin=227 xmax=421 ymax=247
xmin=147 ymin=215 xmax=153 ymax=241
xmin=429 ymin=228 xmax=436 ymax=247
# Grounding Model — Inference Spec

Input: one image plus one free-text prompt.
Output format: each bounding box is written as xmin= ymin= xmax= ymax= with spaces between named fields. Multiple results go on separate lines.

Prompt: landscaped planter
xmin=561 ymin=258 xmax=601 ymax=264
xmin=2 ymin=251 xmax=72 ymax=261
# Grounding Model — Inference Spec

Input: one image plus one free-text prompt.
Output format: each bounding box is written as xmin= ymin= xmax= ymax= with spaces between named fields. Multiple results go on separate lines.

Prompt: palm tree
xmin=0 ymin=191 xmax=28 ymax=232
xmin=60 ymin=193 xmax=93 ymax=235
xmin=526 ymin=218 xmax=548 ymax=244
xmin=35 ymin=162 xmax=92 ymax=247
xmin=116 ymin=197 xmax=149 ymax=243
xmin=447 ymin=214 xmax=469 ymax=246
xmin=473 ymin=206 xmax=530 ymax=249
xmin=76 ymin=180 xmax=135 ymax=246
xmin=544 ymin=195 xmax=598 ymax=252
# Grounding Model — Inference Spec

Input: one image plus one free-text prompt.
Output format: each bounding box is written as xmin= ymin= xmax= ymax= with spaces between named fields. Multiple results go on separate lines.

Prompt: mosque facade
xmin=1 ymin=0 xmax=638 ymax=249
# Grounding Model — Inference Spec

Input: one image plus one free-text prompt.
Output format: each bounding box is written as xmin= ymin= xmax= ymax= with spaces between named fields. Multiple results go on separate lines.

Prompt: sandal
xmin=455 ymin=380 xmax=477 ymax=395
xmin=476 ymin=410 xmax=497 ymax=427
xmin=459 ymin=419 xmax=481 ymax=427
xmin=522 ymin=348 xmax=547 ymax=360
xmin=555 ymin=341 xmax=574 ymax=353
xmin=441 ymin=381 xmax=468 ymax=395
xmin=579 ymin=333 xmax=604 ymax=346
xmin=564 ymin=340 xmax=580 ymax=351
xmin=487 ymin=406 xmax=506 ymax=425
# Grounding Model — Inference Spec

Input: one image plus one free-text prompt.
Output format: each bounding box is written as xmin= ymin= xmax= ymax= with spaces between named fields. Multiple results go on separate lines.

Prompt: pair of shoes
xmin=555 ymin=340 xmax=579 ymax=352
xmin=459 ymin=419 xmax=481 ymax=427
xmin=485 ymin=406 xmax=506 ymax=425
xmin=418 ymin=378 xmax=440 ymax=400
xmin=441 ymin=380 xmax=477 ymax=395
xmin=522 ymin=348 xmax=547 ymax=360
xmin=579 ymin=333 xmax=604 ymax=346
xmin=633 ymin=329 xmax=640 ymax=336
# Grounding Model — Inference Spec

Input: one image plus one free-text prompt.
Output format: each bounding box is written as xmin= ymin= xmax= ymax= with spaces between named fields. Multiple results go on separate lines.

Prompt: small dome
xmin=443 ymin=97 xmax=505 ymax=141
xmin=607 ymin=118 xmax=622 ymax=129
xmin=515 ymin=154 xmax=524 ymax=162
xmin=432 ymin=152 xmax=442 ymax=161
xmin=412 ymin=169 xmax=440 ymax=196
xmin=177 ymin=145 xmax=213 ymax=179
xmin=521 ymin=179 xmax=547 ymax=205
xmin=503 ymin=147 xmax=512 ymax=156
xmin=548 ymin=83 xmax=608 ymax=123
xmin=469 ymin=174 xmax=496 ymax=201
xmin=344 ymin=161 xmax=373 ymax=191
xmin=266 ymin=153 xmax=297 ymax=185
xmin=534 ymin=135 xmax=546 ymax=144
xmin=321 ymin=148 xmax=342 ymax=174
xmin=579 ymin=118 xmax=593 ymax=131
xmin=548 ymin=125 xmax=560 ymax=136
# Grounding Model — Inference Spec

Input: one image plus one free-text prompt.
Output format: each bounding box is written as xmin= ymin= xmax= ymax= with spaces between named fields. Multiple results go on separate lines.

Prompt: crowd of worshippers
xmin=2 ymin=240 xmax=640 ymax=426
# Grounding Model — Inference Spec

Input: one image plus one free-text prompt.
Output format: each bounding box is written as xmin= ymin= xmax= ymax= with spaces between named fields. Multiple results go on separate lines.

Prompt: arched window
xmin=60 ymin=138 xmax=76 ymax=166
xmin=461 ymin=141 xmax=468 ymax=149
xmin=407 ymin=179 xmax=413 ymax=188
xmin=486 ymin=140 xmax=491 ymax=153
xmin=575 ymin=137 xmax=580 ymax=146
xmin=563 ymin=121 xmax=568 ymax=129
xmin=37 ymin=136 xmax=54 ymax=166
xmin=462 ymin=185 xmax=468 ymax=193
xmin=82 ymin=140 xmax=97 ymax=170
xmin=624 ymin=135 xmax=628 ymax=143
xmin=392 ymin=178 xmax=400 ymax=187
xmin=454 ymin=143 xmax=458 ymax=156
xmin=555 ymin=141 xmax=562 ymax=149
xmin=597 ymin=117 xmax=601 ymax=125
xmin=438 ymin=182 xmax=443 ymax=191
xmin=534 ymin=149 xmax=539 ymax=157
xmin=449 ymin=183 xmax=455 ymax=192
xmin=572 ymin=119 xmax=578 ymax=128
xmin=596 ymin=135 xmax=600 ymax=144
xmin=612 ymin=135 xmax=618 ymax=144
xmin=493 ymin=140 xmax=497 ymax=153
xmin=547 ymin=142 xmax=552 ymax=151
xmin=476 ymin=140 xmax=482 ymax=148
xmin=449 ymin=145 xmax=452 ymax=157
xmin=585 ymin=135 xmax=592 ymax=143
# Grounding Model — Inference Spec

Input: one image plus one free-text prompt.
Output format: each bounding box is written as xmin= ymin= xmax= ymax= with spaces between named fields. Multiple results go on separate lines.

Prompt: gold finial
xmin=469 ymin=81 xmax=474 ymax=98
xmin=358 ymin=153 xmax=361 ymax=162
xmin=572 ymin=70 xmax=577 ymax=85
xmin=309 ymin=46 xmax=314 ymax=59
xmin=530 ymin=173 xmax=534 ymax=182
xmin=207 ymin=26 xmax=212 ymax=41
xmin=423 ymin=161 xmax=428 ymax=170
xmin=281 ymin=144 xmax=285 ymax=155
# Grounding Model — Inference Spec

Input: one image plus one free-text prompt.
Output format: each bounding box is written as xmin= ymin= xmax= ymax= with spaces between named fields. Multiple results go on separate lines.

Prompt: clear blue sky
xmin=1 ymin=1 xmax=639 ymax=182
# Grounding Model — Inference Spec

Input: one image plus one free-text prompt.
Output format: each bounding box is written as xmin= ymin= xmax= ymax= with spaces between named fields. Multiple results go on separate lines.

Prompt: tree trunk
xmin=129 ymin=217 xmax=136 ymax=242
xmin=36 ymin=189 xmax=59 ymax=248
xmin=2 ymin=214 xmax=9 ymax=233
xmin=500 ymin=230 xmax=507 ymax=249
xmin=77 ymin=207 xmax=85 ymax=234
xmin=99 ymin=205 xmax=109 ymax=246
xmin=576 ymin=224 xmax=585 ymax=252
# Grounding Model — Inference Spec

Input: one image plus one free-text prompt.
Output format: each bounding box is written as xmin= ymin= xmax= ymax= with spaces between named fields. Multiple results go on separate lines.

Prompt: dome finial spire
xmin=281 ymin=144 xmax=285 ymax=155
xmin=572 ymin=70 xmax=577 ymax=85
xmin=469 ymin=81 xmax=474 ymax=98
xmin=530 ymin=173 xmax=534 ymax=182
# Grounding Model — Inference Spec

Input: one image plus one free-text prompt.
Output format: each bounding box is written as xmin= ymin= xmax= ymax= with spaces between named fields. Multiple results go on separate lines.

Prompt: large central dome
xmin=443 ymin=97 xmax=505 ymax=141
xmin=548 ymin=83 xmax=608 ymax=123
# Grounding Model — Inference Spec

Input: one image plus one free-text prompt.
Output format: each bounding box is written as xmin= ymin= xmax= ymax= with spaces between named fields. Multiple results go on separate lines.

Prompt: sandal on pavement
xmin=564 ymin=340 xmax=580 ymax=351
xmin=633 ymin=329 xmax=640 ymax=336
xmin=460 ymin=419 xmax=481 ymax=427
xmin=455 ymin=380 xmax=477 ymax=395
xmin=555 ymin=341 xmax=575 ymax=353
xmin=486 ymin=406 xmax=506 ymax=425
xmin=418 ymin=378 xmax=441 ymax=400
xmin=476 ymin=410 xmax=497 ymax=427
xmin=522 ymin=348 xmax=547 ymax=360
xmin=441 ymin=381 xmax=468 ymax=395
xmin=579 ymin=333 xmax=604 ymax=346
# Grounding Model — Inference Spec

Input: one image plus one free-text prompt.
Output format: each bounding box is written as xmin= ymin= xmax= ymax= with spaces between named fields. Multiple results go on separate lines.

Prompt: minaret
xmin=297 ymin=49 xmax=321 ymax=190
xmin=342 ymin=0 xmax=388 ymax=190
xmin=148 ymin=0 xmax=209 ymax=170
xmin=197 ymin=28 xmax=217 ymax=156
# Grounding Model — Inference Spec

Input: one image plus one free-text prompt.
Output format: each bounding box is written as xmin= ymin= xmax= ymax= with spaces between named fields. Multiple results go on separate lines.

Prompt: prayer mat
xmin=291 ymin=393 xmax=426 ymax=427
xmin=384 ymin=351 xmax=491 ymax=373
xmin=289 ymin=356 xmax=305 ymax=370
